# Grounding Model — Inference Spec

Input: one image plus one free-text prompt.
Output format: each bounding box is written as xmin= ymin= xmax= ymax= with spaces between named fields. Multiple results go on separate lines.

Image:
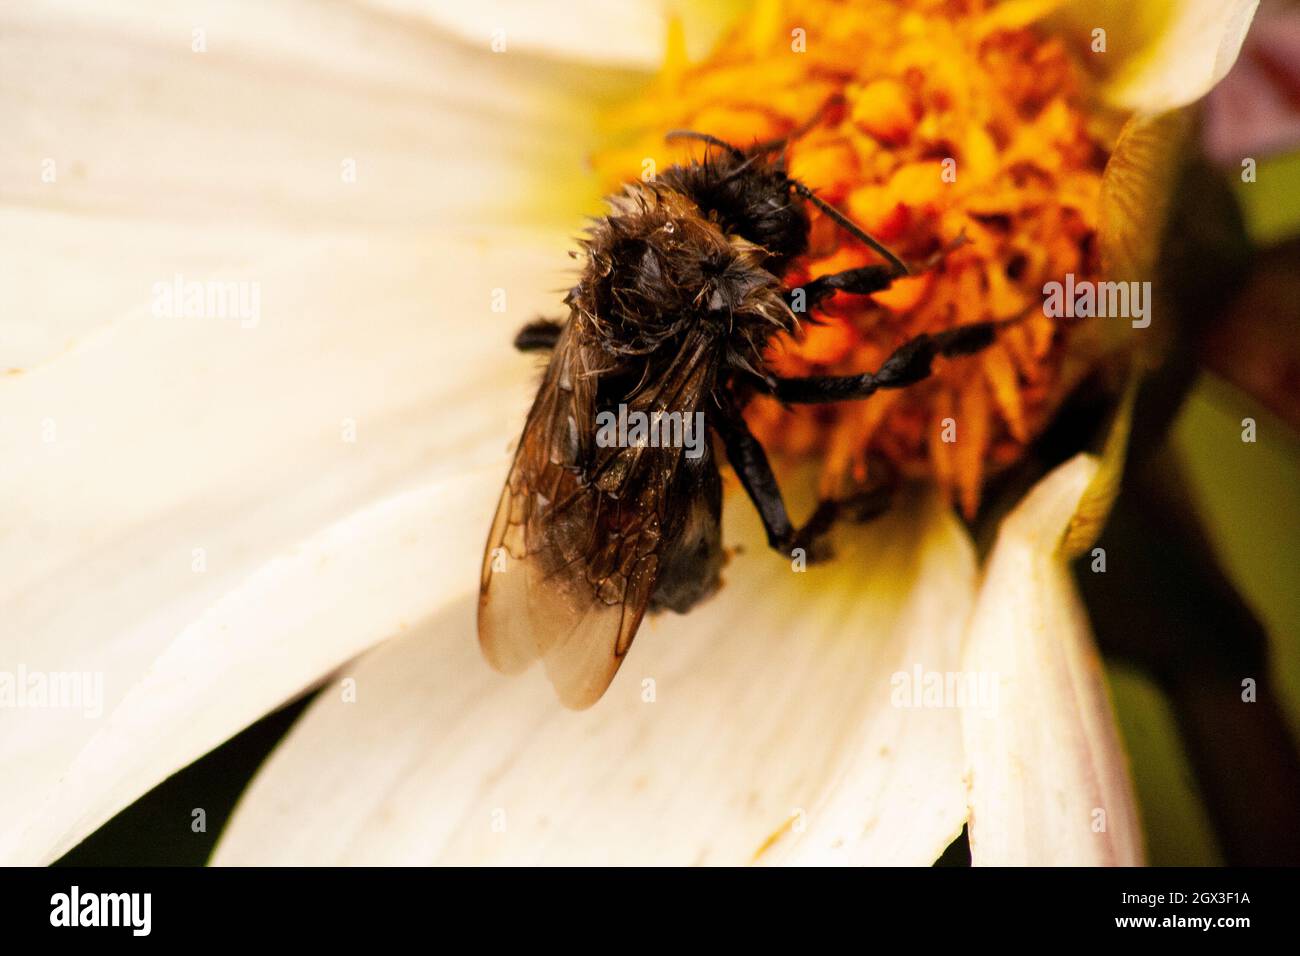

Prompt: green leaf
xmin=1232 ymin=150 xmax=1300 ymax=246
xmin=1106 ymin=664 xmax=1222 ymax=866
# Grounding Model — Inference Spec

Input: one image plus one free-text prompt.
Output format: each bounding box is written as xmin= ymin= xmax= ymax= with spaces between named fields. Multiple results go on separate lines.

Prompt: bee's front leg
xmin=786 ymin=264 xmax=897 ymax=314
xmin=785 ymin=230 xmax=970 ymax=314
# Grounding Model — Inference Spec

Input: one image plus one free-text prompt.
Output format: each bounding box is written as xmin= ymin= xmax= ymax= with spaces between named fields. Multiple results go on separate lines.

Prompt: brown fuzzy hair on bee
xmin=569 ymin=181 xmax=799 ymax=371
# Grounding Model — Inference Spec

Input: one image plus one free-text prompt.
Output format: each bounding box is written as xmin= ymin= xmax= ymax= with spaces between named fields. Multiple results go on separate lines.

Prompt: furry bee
xmin=478 ymin=130 xmax=1003 ymax=708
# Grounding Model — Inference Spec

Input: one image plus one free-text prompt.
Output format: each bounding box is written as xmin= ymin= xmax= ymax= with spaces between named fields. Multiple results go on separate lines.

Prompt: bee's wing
xmin=478 ymin=324 xmax=715 ymax=709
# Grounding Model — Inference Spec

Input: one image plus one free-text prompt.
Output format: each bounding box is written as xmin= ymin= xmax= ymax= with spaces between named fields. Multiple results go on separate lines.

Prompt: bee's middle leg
xmin=513 ymin=317 xmax=564 ymax=352
xmin=769 ymin=319 xmax=1004 ymax=404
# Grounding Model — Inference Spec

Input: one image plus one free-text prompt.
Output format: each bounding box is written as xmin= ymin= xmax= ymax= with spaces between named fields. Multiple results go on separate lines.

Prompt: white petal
xmin=1 ymin=0 xmax=606 ymax=366
xmin=368 ymin=0 xmax=736 ymax=68
xmin=213 ymin=492 xmax=978 ymax=866
xmin=1 ymin=0 xmax=601 ymax=863
xmin=962 ymin=454 xmax=1143 ymax=865
xmin=1055 ymin=0 xmax=1259 ymax=114
xmin=0 ymin=228 xmax=555 ymax=864
xmin=0 ymin=468 xmax=503 ymax=865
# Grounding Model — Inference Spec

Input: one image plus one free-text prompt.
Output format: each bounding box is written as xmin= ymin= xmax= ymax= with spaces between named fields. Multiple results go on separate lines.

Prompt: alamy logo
xmin=890 ymin=666 xmax=999 ymax=716
xmin=0 ymin=666 xmax=102 ymax=718
xmin=594 ymin=405 xmax=707 ymax=460
xmin=50 ymin=886 xmax=151 ymax=936
xmin=1042 ymin=273 xmax=1151 ymax=328
xmin=151 ymin=273 xmax=261 ymax=328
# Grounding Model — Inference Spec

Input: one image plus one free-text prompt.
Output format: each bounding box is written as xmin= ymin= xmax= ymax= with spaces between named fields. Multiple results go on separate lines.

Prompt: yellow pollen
xmin=596 ymin=0 xmax=1109 ymax=518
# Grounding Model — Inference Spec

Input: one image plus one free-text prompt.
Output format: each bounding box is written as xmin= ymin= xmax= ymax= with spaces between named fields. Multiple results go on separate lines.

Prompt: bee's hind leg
xmin=785 ymin=485 xmax=894 ymax=560
xmin=712 ymin=392 xmax=893 ymax=564
xmin=513 ymin=317 xmax=564 ymax=352
xmin=711 ymin=393 xmax=795 ymax=552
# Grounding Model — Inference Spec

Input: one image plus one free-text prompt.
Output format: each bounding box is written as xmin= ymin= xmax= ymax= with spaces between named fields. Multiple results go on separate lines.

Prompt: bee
xmin=478 ymin=129 xmax=1004 ymax=708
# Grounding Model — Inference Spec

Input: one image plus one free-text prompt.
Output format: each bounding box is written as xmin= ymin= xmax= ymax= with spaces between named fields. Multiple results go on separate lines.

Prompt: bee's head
xmin=658 ymin=148 xmax=810 ymax=272
xmin=655 ymin=128 xmax=912 ymax=282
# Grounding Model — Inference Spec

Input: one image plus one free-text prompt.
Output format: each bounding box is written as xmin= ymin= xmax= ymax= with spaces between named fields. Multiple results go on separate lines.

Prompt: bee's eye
xmin=662 ymin=221 xmax=675 ymax=234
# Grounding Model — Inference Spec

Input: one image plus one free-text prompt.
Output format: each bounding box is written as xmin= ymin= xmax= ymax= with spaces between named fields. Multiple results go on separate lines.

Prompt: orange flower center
xmin=596 ymin=0 xmax=1109 ymax=517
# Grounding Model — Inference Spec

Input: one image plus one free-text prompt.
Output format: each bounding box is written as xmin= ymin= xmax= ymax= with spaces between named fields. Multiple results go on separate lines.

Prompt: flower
xmin=0 ymin=0 xmax=1257 ymax=866
xmin=600 ymin=0 xmax=1124 ymax=520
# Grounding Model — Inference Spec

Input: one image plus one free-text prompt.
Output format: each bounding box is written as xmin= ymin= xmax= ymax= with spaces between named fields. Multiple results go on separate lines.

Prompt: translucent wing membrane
xmin=478 ymin=321 xmax=717 ymax=708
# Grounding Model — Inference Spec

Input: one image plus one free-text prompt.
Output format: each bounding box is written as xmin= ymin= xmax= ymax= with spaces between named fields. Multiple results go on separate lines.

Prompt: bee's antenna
xmin=747 ymin=94 xmax=842 ymax=159
xmin=716 ymin=153 xmax=763 ymax=185
xmin=670 ymin=95 xmax=842 ymax=169
xmin=665 ymin=131 xmax=764 ymax=186
xmin=789 ymin=179 xmax=910 ymax=276
xmin=664 ymin=130 xmax=746 ymax=161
